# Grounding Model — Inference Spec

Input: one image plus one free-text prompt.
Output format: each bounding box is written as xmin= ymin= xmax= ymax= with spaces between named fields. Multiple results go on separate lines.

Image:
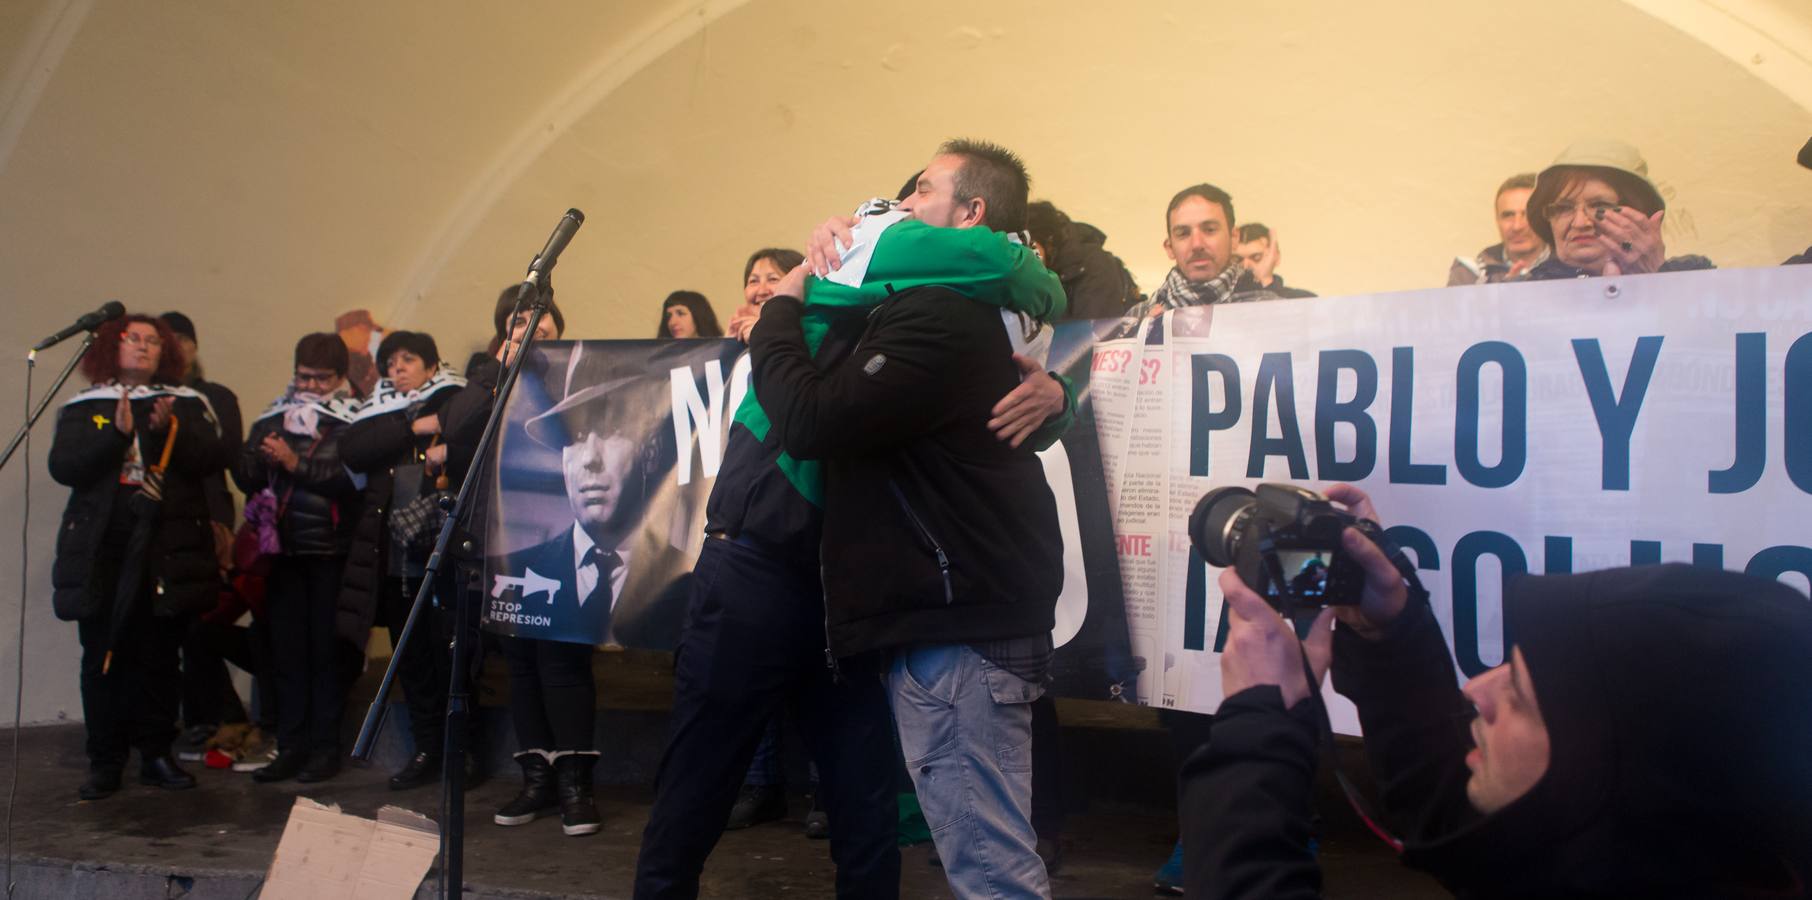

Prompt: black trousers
xmin=268 ymin=555 xmax=352 ymax=756
xmin=633 ymin=538 xmax=899 ymax=900
xmin=181 ymin=608 xmax=277 ymax=730
xmin=380 ymin=575 xmax=451 ymax=755
xmin=500 ymin=635 xmax=596 ymax=752
xmin=379 ymin=574 xmax=483 ymax=757
xmin=79 ymin=605 xmax=186 ymax=768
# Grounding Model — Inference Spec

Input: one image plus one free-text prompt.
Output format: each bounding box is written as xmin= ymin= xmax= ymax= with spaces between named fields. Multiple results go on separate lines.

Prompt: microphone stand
xmin=1 ymin=336 xmax=97 ymax=473
xmin=350 ymin=275 xmax=564 ymax=900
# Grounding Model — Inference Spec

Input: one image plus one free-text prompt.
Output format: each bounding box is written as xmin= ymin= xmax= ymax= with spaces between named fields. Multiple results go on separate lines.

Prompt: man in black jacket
xmin=749 ymin=139 xmax=1067 ymax=899
xmin=1180 ymin=484 xmax=1812 ymax=898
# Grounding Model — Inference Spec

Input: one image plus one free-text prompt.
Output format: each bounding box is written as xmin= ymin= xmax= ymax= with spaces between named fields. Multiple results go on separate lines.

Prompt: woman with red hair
xmin=48 ymin=313 xmax=230 ymax=800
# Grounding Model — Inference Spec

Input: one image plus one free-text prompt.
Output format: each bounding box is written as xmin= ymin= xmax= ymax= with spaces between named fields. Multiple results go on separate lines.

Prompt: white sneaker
xmin=232 ymin=740 xmax=279 ymax=773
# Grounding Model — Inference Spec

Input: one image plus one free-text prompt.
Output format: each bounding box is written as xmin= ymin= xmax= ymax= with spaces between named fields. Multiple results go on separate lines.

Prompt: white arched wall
xmin=394 ymin=0 xmax=1812 ymax=331
xmin=406 ymin=0 xmax=1812 ymax=357
xmin=1 ymin=0 xmax=1809 ymax=723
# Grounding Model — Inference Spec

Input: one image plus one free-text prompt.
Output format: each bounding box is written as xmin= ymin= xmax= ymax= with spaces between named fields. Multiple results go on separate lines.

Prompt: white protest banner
xmin=1112 ymin=266 xmax=1812 ymax=731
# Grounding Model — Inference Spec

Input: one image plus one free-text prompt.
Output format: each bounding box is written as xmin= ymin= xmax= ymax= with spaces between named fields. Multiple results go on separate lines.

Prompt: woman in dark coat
xmin=50 ymin=314 xmax=229 ymax=800
xmin=442 ymin=286 xmax=605 ymax=835
xmin=337 ymin=330 xmax=468 ymax=790
xmin=234 ymin=333 xmax=363 ymax=784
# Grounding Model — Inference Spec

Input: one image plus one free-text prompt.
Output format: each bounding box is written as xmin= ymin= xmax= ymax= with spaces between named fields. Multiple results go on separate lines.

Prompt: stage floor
xmin=0 ymin=720 xmax=1448 ymax=899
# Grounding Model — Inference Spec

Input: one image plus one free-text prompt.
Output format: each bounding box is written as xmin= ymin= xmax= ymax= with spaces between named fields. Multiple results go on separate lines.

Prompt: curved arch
xmin=1617 ymin=0 xmax=1812 ymax=112
xmin=386 ymin=0 xmax=1812 ymax=321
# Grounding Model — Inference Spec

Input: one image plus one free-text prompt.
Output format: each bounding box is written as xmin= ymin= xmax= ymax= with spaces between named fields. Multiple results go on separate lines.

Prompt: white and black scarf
xmin=351 ymin=366 xmax=466 ymax=422
xmin=254 ymin=385 xmax=360 ymax=436
xmin=1127 ymin=261 xmax=1249 ymax=319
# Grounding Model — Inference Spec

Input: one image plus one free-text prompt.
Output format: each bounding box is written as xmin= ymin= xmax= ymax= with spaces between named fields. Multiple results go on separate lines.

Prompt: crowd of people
xmin=44 ymin=132 xmax=1812 ymax=900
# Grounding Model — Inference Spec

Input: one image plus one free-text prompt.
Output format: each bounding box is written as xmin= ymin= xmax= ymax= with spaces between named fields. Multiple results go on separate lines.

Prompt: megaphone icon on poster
xmin=491 ymin=567 xmax=560 ymax=604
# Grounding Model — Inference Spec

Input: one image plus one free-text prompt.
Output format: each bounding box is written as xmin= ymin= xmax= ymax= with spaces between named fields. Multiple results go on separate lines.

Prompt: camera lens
xmin=1188 ymin=486 xmax=1256 ymax=568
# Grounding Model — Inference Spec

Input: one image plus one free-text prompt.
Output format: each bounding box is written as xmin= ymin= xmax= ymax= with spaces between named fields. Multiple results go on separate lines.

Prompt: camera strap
xmin=1295 ymin=561 xmax=1431 ymax=856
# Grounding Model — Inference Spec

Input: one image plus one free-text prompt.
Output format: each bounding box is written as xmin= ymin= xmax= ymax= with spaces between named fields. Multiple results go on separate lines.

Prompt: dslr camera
xmin=1188 ymin=483 xmax=1394 ymax=615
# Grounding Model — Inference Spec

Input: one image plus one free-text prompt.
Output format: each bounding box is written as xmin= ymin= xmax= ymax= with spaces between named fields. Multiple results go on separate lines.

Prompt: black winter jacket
xmin=1055 ymin=222 xmax=1144 ymax=321
xmin=235 ymin=412 xmax=358 ymax=557
xmin=335 ymin=386 xmax=458 ymax=648
xmin=48 ymin=389 xmax=229 ymax=620
xmin=1182 ymin=576 xmax=1812 ymax=899
xmin=703 ymin=303 xmax=875 ymax=569
xmin=748 ymin=290 xmax=1063 ymax=657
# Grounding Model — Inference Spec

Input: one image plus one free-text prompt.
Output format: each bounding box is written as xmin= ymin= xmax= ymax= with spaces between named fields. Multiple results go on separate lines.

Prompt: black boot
xmin=389 ymin=751 xmax=441 ymax=791
xmin=252 ymin=750 xmax=308 ymax=783
xmin=139 ymin=755 xmax=197 ymax=790
xmin=726 ymin=784 xmax=786 ymax=830
xmin=493 ymin=750 xmax=558 ymax=826
xmin=554 ymin=752 xmax=601 ymax=836
xmin=297 ymin=749 xmax=342 ymax=784
xmin=78 ymin=766 xmax=122 ymax=801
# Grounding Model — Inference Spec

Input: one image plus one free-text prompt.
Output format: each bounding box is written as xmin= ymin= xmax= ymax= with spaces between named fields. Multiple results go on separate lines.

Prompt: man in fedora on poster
xmin=492 ymin=347 xmax=687 ymax=650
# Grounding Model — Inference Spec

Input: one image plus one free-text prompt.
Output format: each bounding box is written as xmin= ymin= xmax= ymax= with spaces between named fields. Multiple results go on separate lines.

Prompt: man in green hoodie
xmin=632 ymin=145 xmax=1070 ymax=900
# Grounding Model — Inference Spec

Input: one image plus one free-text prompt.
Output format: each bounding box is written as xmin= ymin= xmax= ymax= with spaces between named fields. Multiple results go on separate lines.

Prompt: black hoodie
xmin=1183 ymin=564 xmax=1812 ymax=899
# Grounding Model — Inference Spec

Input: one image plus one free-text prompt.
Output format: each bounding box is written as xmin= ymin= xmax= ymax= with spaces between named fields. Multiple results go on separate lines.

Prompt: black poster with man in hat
xmin=480 ymin=339 xmax=745 ymax=648
xmin=477 ymin=327 xmax=1136 ymax=705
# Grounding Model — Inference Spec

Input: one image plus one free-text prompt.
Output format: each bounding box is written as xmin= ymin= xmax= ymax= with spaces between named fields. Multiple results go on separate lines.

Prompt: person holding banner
xmin=50 ymin=314 xmax=229 ymax=800
xmin=748 ymin=139 xmax=1070 ymax=900
xmin=233 ymin=333 xmax=362 ymax=784
xmin=444 ymin=286 xmax=618 ymax=835
xmin=1126 ymin=182 xmax=1293 ymax=318
xmin=486 ymin=344 xmax=693 ymax=834
xmin=632 ymin=143 xmax=1073 ymax=900
xmin=1181 ymin=485 xmax=1812 ymax=898
xmin=337 ymin=331 xmax=473 ymax=791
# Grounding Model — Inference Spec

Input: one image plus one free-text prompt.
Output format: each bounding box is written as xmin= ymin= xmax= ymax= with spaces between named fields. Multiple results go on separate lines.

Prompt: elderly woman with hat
xmin=1525 ymin=139 xmax=1706 ymax=280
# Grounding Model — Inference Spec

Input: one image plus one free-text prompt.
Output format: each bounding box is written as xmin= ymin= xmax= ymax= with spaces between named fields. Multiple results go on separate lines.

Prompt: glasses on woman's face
xmin=121 ymin=332 xmax=163 ymax=348
xmin=1542 ymin=199 xmax=1619 ymax=222
xmin=294 ymin=368 xmax=338 ymax=388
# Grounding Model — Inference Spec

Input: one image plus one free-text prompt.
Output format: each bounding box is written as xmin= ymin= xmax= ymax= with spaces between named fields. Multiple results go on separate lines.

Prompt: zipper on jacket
xmin=887 ymin=479 xmax=955 ymax=605
xmin=819 ymin=560 xmax=842 ymax=682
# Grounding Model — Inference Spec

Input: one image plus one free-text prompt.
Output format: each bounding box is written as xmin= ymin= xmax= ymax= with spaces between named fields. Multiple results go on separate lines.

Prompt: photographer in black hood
xmin=1181 ymin=483 xmax=1812 ymax=899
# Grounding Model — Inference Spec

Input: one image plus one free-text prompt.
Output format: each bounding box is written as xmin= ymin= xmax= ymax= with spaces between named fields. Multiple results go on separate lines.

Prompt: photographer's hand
xmin=1324 ymin=483 xmax=1410 ymax=640
xmin=1219 ymin=569 xmax=1335 ymax=709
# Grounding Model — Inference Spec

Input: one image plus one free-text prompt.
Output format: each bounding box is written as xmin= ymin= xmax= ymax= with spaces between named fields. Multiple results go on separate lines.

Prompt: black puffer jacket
xmin=334 ymin=385 xmax=458 ymax=648
xmin=235 ymin=411 xmax=358 ymax=557
xmin=48 ymin=388 xmax=229 ymax=620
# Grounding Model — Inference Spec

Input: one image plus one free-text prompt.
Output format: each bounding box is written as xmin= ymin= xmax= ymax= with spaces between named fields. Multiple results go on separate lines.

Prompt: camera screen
xmin=1276 ymin=550 xmax=1333 ymax=599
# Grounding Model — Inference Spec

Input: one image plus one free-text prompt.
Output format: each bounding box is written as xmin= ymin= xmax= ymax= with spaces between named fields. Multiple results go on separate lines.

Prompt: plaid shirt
xmin=970 ymin=632 xmax=1055 ymax=684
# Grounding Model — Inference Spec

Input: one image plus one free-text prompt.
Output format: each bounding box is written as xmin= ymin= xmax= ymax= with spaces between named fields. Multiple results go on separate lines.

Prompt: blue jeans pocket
xmin=981 ymin=663 xmax=1041 ymax=775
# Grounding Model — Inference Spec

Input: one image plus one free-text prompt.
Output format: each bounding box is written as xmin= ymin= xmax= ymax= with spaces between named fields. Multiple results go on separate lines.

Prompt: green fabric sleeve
xmin=733 ymin=217 xmax=1068 ymax=506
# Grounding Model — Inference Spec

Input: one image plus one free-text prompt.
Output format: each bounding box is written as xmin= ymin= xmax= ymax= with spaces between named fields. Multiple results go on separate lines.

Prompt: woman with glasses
xmin=233 ymin=333 xmax=363 ymax=784
xmin=1525 ymin=139 xmax=1709 ymax=280
xmin=49 ymin=314 xmax=230 ymax=800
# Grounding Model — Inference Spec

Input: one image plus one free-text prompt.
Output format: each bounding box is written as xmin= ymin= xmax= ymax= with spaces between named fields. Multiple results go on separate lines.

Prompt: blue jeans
xmin=889 ymin=644 xmax=1050 ymax=900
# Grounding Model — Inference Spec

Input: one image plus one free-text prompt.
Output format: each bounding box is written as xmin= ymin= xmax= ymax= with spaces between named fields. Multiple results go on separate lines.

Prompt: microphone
xmin=32 ymin=300 xmax=125 ymax=352
xmin=523 ymin=208 xmax=585 ymax=288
